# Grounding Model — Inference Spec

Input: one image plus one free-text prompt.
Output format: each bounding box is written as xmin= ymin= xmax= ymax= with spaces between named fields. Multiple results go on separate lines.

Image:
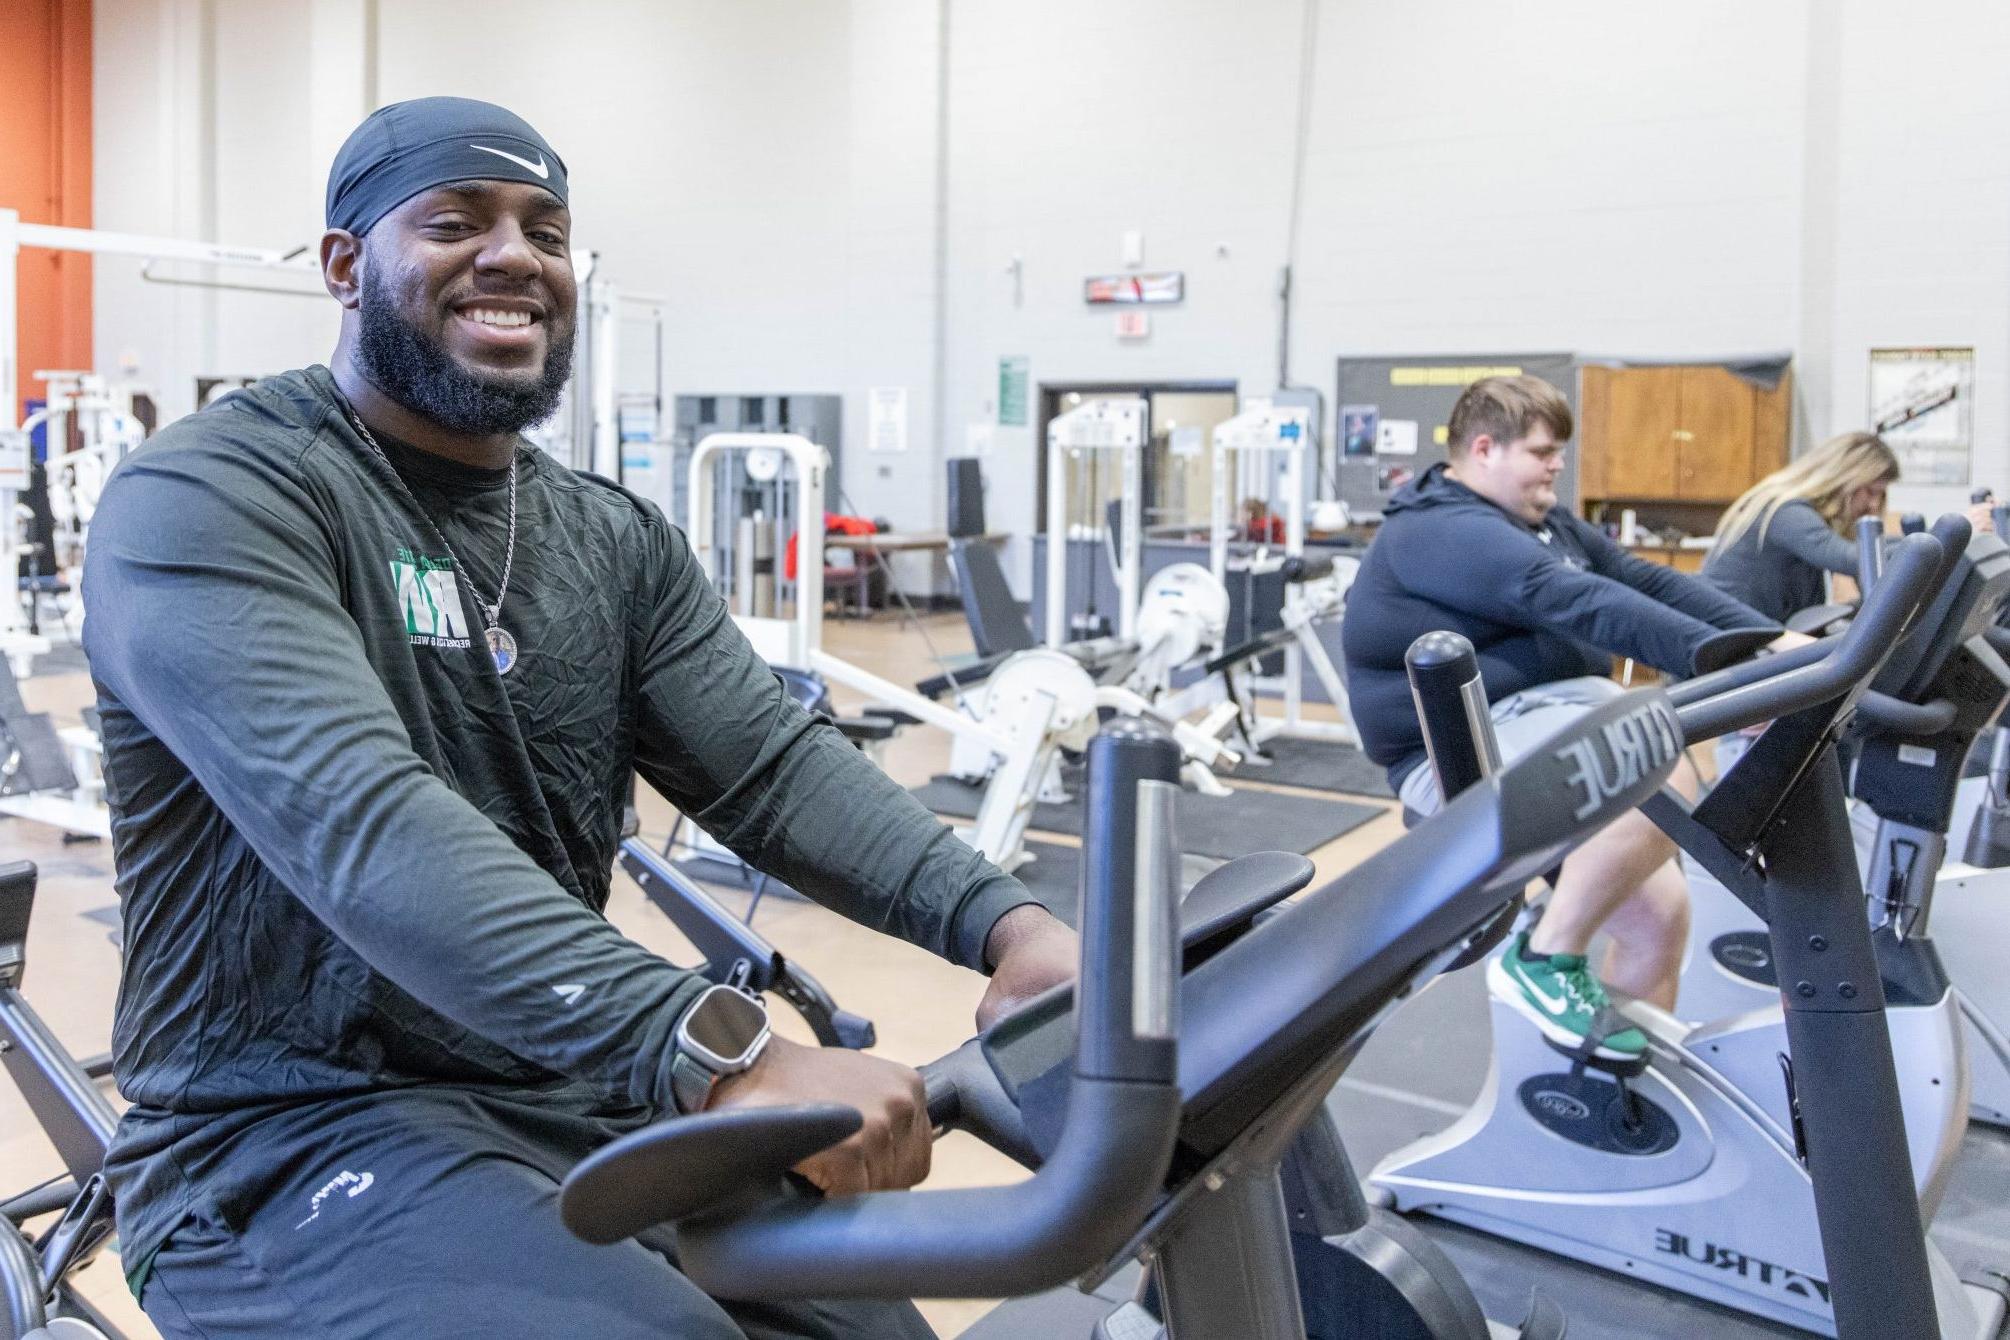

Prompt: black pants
xmin=139 ymin=1087 xmax=935 ymax=1340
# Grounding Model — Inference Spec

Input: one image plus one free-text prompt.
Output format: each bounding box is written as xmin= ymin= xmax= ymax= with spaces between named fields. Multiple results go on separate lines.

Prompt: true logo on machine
xmin=1654 ymin=1228 xmax=1831 ymax=1303
xmin=1554 ymin=699 xmax=1682 ymax=820
xmin=1531 ymin=1089 xmax=1591 ymax=1121
xmin=1721 ymin=943 xmax=1770 ymax=970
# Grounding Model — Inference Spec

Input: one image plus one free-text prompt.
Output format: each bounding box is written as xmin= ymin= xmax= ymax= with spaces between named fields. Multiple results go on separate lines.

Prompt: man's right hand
xmin=703 ymin=1035 xmax=931 ymax=1196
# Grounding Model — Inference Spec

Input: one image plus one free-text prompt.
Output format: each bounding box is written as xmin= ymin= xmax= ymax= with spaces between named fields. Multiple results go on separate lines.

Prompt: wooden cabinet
xmin=1579 ymin=364 xmax=1790 ymax=505
xmin=1625 ymin=545 xmax=1706 ymax=574
xmin=1594 ymin=367 xmax=1681 ymax=498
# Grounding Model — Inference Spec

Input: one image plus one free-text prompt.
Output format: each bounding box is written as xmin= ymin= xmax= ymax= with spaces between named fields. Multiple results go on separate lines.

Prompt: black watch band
xmin=670 ymin=1048 xmax=719 ymax=1116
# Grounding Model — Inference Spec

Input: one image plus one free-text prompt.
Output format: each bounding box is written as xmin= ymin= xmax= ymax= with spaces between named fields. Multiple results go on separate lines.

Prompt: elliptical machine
xmin=550 ymin=532 xmax=1953 ymax=1339
xmin=1372 ymin=519 xmax=2007 ymax=1337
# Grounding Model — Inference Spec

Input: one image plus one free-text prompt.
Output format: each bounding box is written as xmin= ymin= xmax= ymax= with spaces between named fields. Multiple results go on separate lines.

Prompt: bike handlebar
xmin=1670 ymin=527 xmax=1947 ymax=742
xmin=559 ymin=721 xmax=1187 ymax=1300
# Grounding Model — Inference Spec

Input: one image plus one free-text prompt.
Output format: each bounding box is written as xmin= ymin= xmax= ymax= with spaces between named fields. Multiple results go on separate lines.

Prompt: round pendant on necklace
xmin=485 ymin=624 xmax=520 ymax=676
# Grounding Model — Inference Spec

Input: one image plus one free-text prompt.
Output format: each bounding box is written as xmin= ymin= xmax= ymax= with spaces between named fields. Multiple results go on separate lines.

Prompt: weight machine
xmin=1207 ymin=401 xmax=1359 ymax=747
xmin=684 ymin=432 xmax=1239 ymax=876
xmin=12 ymin=372 xmax=147 ymax=646
xmin=0 ymin=208 xmax=322 ymax=675
xmin=1037 ymin=398 xmax=1242 ymax=723
xmin=526 ymin=256 xmax=667 ymax=492
xmin=1043 ymin=398 xmax=1146 ymax=647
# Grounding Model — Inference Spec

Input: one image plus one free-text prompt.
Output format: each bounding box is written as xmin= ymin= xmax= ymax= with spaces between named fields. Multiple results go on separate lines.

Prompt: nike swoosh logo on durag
xmin=470 ymin=144 xmax=550 ymax=179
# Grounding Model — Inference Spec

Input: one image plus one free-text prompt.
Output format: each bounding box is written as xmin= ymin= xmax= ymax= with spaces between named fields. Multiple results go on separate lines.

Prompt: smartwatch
xmin=669 ymin=983 xmax=772 ymax=1115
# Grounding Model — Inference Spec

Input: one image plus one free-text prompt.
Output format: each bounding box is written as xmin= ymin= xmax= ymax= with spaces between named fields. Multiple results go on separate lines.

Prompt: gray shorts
xmin=1397 ymin=676 xmax=1626 ymax=817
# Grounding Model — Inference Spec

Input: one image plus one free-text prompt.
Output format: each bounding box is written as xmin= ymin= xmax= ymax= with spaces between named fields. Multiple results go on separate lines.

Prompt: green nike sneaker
xmin=1486 ymin=931 xmax=1648 ymax=1063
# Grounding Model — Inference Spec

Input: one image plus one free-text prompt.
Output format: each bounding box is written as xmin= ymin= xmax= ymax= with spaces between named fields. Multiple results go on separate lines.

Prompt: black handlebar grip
xmin=1901 ymin=513 xmax=1927 ymax=535
xmin=1077 ymin=719 xmax=1181 ymax=1086
xmin=1857 ymin=516 xmax=1885 ymax=592
xmin=1405 ymin=632 xmax=1497 ymax=803
xmin=1280 ymin=554 xmax=1336 ymax=584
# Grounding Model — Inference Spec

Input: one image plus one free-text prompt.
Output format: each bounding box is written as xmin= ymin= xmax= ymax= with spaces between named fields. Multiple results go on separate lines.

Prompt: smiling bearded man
xmin=81 ymin=96 xmax=1079 ymax=1340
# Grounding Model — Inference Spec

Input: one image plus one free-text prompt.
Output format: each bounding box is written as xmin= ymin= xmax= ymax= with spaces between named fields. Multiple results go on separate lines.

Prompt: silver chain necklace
xmin=342 ymin=400 xmax=522 ymax=676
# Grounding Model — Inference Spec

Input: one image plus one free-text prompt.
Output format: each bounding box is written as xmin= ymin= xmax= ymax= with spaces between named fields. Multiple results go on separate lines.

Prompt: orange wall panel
xmin=0 ymin=0 xmax=93 ymax=424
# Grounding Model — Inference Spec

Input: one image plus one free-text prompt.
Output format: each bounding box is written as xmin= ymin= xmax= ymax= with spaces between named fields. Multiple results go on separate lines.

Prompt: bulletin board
xmin=1335 ymin=352 xmax=1578 ymax=519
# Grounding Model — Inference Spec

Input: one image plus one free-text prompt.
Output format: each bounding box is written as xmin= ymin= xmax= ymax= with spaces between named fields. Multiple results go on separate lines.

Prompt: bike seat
xmin=1692 ymin=628 xmax=1781 ymax=676
xmin=1787 ymin=601 xmax=1855 ymax=637
xmin=1180 ymin=851 xmax=1315 ymax=966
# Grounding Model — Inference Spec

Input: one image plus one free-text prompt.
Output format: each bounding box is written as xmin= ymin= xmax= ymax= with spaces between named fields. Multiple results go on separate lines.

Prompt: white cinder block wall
xmin=86 ymin=0 xmax=2010 ymax=590
xmin=92 ymin=0 xmax=339 ymax=423
xmin=1292 ymin=1 xmax=1806 ymax=358
xmin=1817 ymin=0 xmax=2010 ymax=522
xmin=941 ymin=0 xmax=1307 ymax=582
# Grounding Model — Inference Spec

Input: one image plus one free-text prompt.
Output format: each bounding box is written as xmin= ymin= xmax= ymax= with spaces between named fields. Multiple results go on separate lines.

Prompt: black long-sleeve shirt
xmin=82 ymin=366 xmax=1035 ymax=1275
xmin=1341 ymin=464 xmax=1779 ymax=786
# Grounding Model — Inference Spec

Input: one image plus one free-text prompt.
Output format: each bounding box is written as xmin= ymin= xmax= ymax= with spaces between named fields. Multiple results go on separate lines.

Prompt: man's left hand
xmin=977 ymin=904 xmax=1079 ymax=1031
xmin=1765 ymin=629 xmax=1816 ymax=655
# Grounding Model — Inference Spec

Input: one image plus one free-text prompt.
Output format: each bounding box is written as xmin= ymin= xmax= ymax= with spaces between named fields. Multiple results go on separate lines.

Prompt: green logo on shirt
xmin=390 ymin=550 xmax=471 ymax=648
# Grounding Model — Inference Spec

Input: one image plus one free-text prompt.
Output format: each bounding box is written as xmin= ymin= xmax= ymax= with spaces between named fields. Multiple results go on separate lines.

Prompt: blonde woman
xmin=1701 ymin=431 xmax=1900 ymax=621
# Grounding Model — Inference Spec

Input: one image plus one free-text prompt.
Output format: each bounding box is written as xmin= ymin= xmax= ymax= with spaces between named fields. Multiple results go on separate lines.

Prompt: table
xmin=820 ymin=531 xmax=1007 ymax=616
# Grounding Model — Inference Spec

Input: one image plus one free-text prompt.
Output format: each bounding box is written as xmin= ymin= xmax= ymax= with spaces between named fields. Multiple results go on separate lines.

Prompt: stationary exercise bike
xmin=1889 ymin=499 xmax=2010 ymax=1129
xmin=1937 ymin=766 xmax=2010 ymax=1128
xmin=551 ymin=551 xmax=1955 ymax=1340
xmin=636 ymin=754 xmax=1557 ymax=1339
xmin=1677 ymin=512 xmax=2010 ymax=1151
xmin=0 ymin=861 xmax=123 ymax=1340
xmin=0 ymin=839 xmax=891 ymax=1340
xmin=1372 ymin=519 xmax=2008 ymax=1337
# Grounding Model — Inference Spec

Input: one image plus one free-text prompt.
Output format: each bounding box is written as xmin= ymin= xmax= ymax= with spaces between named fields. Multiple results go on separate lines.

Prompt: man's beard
xmin=354 ymin=266 xmax=575 ymax=436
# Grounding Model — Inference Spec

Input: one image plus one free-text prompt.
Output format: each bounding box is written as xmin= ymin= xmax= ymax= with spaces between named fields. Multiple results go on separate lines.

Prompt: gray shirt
xmin=1701 ymin=499 xmax=1857 ymax=623
xmin=82 ymin=366 xmax=1035 ymax=1273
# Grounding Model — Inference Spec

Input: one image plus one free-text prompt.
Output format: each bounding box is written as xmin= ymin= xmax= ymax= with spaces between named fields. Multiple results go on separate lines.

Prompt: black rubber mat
xmin=25 ymin=642 xmax=89 ymax=677
xmin=1225 ymin=734 xmax=1394 ymax=797
xmin=907 ymin=775 xmax=1386 ymax=858
xmin=1007 ymin=840 xmax=1220 ymax=927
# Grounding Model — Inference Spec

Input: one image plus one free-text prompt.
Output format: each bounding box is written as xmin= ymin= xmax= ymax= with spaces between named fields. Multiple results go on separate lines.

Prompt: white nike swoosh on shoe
xmin=1514 ymin=970 xmax=1573 ymax=1015
xmin=1492 ymin=963 xmax=1638 ymax=1058
xmin=471 ymin=144 xmax=550 ymax=179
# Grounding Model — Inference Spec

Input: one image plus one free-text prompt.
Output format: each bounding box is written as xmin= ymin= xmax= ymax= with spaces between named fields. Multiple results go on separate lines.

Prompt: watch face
xmin=685 ymin=987 xmax=768 ymax=1063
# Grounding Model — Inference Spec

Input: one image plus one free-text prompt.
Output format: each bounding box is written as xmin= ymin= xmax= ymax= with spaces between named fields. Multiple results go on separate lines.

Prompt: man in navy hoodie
xmin=1342 ymin=375 xmax=1791 ymax=1060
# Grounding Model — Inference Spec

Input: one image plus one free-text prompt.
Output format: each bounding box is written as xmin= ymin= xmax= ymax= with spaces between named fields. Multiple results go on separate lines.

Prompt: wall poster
xmin=1340 ymin=404 xmax=1379 ymax=458
xmin=1869 ymin=346 xmax=1973 ymax=485
xmin=998 ymin=356 xmax=1030 ymax=427
xmin=868 ymin=386 xmax=908 ymax=454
